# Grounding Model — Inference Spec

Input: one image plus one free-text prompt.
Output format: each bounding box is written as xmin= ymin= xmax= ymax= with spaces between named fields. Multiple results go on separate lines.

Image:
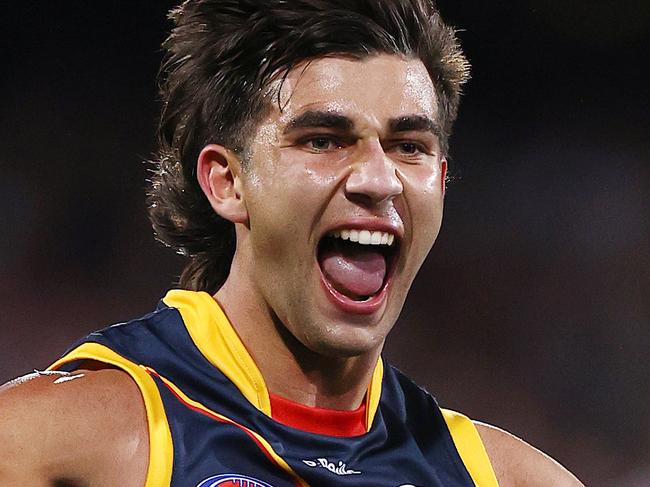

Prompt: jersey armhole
xmin=441 ymin=408 xmax=500 ymax=487
xmin=48 ymin=342 xmax=173 ymax=487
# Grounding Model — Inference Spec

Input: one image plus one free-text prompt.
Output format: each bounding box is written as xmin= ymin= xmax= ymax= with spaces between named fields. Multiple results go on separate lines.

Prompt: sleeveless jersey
xmin=49 ymin=290 xmax=499 ymax=487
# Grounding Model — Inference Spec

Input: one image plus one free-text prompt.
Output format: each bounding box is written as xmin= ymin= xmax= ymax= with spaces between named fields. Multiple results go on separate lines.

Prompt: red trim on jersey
xmin=269 ymin=393 xmax=366 ymax=437
xmin=145 ymin=368 xmax=303 ymax=487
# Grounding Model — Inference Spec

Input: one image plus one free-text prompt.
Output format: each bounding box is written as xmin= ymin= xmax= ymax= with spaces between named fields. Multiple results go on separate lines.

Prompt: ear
xmin=196 ymin=144 xmax=248 ymax=224
xmin=440 ymin=158 xmax=448 ymax=197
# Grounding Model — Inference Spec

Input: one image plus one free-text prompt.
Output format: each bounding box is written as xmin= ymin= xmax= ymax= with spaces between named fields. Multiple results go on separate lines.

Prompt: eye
xmin=304 ymin=136 xmax=341 ymax=152
xmin=389 ymin=140 xmax=429 ymax=157
xmin=397 ymin=142 xmax=421 ymax=155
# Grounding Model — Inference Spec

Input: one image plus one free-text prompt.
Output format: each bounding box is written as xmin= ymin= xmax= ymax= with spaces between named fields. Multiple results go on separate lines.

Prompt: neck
xmin=214 ymin=259 xmax=381 ymax=411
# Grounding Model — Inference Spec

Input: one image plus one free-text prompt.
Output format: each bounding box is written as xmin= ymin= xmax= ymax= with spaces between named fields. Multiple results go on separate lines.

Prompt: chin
xmin=299 ymin=319 xmax=390 ymax=359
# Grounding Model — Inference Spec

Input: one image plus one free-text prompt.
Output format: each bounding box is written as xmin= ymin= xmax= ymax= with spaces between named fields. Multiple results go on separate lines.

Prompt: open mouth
xmin=316 ymin=229 xmax=400 ymax=307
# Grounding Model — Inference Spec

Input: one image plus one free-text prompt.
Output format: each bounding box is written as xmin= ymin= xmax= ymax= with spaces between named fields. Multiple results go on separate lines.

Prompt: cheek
xmin=244 ymin=168 xmax=320 ymax=258
xmin=401 ymin=165 xmax=445 ymax=249
xmin=402 ymin=163 xmax=445 ymax=209
xmin=421 ymin=162 xmax=444 ymax=194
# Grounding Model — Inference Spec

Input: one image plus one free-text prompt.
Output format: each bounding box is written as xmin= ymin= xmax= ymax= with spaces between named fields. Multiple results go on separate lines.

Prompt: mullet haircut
xmin=148 ymin=0 xmax=470 ymax=293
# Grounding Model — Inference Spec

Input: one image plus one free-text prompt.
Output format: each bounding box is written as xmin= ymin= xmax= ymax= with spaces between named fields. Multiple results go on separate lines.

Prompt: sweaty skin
xmin=206 ymin=55 xmax=446 ymax=410
xmin=0 ymin=54 xmax=584 ymax=486
xmin=0 ymin=368 xmax=148 ymax=487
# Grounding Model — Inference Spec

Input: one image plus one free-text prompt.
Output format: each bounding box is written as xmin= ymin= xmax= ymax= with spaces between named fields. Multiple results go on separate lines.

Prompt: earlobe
xmin=196 ymin=144 xmax=249 ymax=224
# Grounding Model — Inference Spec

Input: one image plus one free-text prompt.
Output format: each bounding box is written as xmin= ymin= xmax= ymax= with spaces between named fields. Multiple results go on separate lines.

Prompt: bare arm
xmin=0 ymin=368 xmax=148 ymax=487
xmin=476 ymin=422 xmax=585 ymax=487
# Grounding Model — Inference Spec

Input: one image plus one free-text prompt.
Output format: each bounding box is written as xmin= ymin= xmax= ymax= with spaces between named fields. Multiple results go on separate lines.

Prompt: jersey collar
xmin=162 ymin=289 xmax=383 ymax=431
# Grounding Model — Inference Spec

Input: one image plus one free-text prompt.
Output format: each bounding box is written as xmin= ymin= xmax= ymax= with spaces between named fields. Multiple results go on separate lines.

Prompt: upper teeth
xmin=328 ymin=229 xmax=395 ymax=246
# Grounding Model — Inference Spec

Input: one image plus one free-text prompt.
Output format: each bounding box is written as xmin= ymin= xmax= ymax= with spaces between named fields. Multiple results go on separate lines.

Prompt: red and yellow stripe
xmin=145 ymin=366 xmax=311 ymax=487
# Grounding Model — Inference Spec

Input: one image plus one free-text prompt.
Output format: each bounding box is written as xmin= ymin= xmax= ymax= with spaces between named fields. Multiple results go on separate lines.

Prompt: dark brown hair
xmin=148 ymin=0 xmax=470 ymax=294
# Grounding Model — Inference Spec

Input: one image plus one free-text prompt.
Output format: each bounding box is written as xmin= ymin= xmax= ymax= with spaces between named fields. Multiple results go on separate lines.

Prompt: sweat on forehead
xmin=272 ymin=55 xmax=439 ymax=121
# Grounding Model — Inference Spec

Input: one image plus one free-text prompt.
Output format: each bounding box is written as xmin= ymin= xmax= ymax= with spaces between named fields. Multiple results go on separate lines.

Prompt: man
xmin=0 ymin=1 xmax=584 ymax=486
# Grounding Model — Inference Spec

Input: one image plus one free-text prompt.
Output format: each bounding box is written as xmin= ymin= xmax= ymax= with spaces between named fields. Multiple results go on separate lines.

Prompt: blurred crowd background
xmin=2 ymin=2 xmax=648 ymax=485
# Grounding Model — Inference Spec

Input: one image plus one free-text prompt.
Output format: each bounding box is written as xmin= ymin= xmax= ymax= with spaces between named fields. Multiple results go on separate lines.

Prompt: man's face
xmin=238 ymin=54 xmax=445 ymax=357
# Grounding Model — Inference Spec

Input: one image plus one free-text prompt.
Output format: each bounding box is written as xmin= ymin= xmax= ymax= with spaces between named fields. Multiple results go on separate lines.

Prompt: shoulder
xmin=475 ymin=421 xmax=585 ymax=487
xmin=0 ymin=367 xmax=148 ymax=486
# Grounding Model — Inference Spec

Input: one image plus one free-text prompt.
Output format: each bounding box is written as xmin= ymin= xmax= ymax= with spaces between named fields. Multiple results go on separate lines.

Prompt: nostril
xmin=344 ymin=172 xmax=403 ymax=206
xmin=344 ymin=191 xmax=376 ymax=209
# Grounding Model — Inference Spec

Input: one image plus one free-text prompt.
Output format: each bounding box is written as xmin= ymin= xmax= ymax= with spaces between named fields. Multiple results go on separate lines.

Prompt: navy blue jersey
xmin=50 ymin=290 xmax=498 ymax=487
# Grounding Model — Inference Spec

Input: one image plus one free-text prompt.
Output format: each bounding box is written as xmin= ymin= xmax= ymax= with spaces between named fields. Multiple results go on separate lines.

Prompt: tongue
xmin=320 ymin=244 xmax=387 ymax=298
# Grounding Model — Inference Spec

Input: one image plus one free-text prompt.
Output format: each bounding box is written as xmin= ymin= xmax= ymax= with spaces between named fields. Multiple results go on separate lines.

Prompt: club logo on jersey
xmin=302 ymin=457 xmax=361 ymax=475
xmin=196 ymin=473 xmax=274 ymax=487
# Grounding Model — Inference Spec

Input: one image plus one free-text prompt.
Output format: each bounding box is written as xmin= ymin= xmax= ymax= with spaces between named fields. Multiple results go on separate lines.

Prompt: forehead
xmin=273 ymin=54 xmax=438 ymax=126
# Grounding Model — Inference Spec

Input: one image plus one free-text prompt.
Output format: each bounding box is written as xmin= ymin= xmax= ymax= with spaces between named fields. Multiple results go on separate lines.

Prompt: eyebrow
xmin=283 ymin=110 xmax=353 ymax=134
xmin=282 ymin=110 xmax=440 ymax=138
xmin=389 ymin=115 xmax=441 ymax=138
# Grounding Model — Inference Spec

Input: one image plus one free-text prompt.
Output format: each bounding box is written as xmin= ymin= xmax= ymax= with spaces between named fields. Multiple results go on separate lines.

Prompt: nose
xmin=345 ymin=139 xmax=403 ymax=207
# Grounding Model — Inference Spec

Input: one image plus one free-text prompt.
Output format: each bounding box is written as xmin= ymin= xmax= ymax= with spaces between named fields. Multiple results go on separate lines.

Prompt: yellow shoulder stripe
xmin=163 ymin=289 xmax=272 ymax=415
xmin=146 ymin=367 xmax=311 ymax=487
xmin=442 ymin=409 xmax=500 ymax=487
xmin=48 ymin=342 xmax=174 ymax=487
xmin=366 ymin=357 xmax=383 ymax=430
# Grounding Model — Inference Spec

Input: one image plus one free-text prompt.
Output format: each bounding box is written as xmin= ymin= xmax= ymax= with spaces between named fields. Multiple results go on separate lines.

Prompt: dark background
xmin=1 ymin=2 xmax=648 ymax=485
